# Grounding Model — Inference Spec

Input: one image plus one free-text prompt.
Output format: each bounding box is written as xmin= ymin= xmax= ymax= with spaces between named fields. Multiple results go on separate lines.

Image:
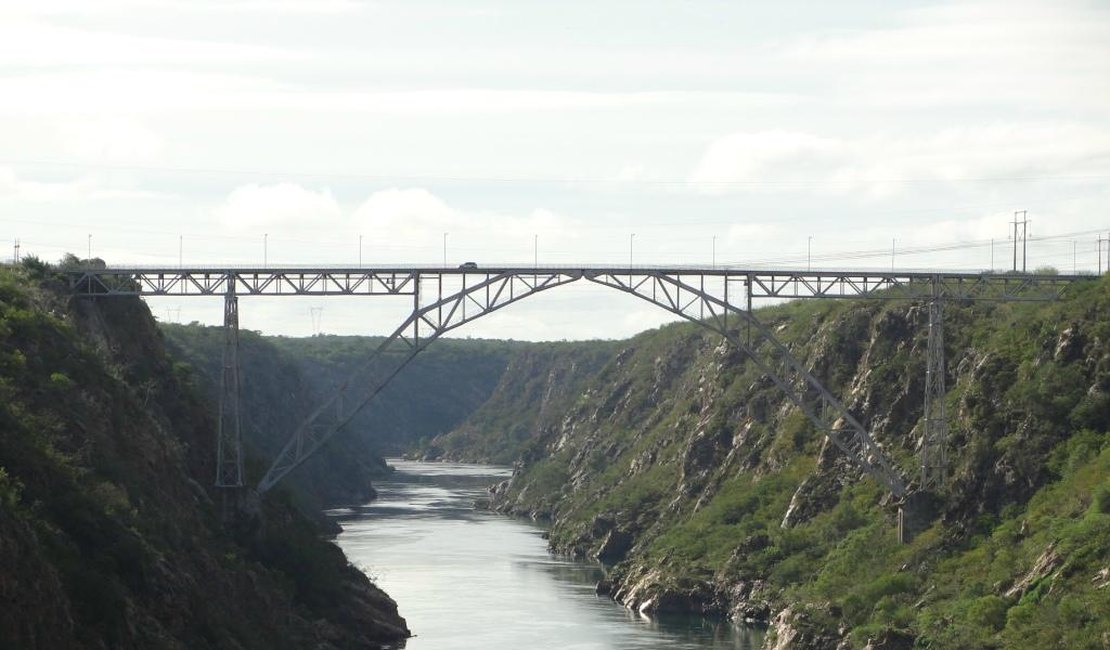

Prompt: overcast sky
xmin=2 ymin=0 xmax=1108 ymax=340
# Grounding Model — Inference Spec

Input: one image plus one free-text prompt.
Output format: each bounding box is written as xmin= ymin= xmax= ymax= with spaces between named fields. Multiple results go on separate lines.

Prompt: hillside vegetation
xmin=461 ymin=277 xmax=1110 ymax=648
xmin=0 ymin=260 xmax=409 ymax=648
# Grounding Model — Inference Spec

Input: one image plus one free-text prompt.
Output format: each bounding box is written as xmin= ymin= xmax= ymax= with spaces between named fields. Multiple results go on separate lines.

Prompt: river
xmin=331 ymin=459 xmax=765 ymax=650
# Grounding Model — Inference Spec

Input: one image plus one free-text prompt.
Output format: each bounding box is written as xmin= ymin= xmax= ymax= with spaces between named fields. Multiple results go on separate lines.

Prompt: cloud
xmin=56 ymin=118 xmax=164 ymax=163
xmin=350 ymin=188 xmax=593 ymax=264
xmin=780 ymin=2 xmax=1110 ymax=112
xmin=688 ymin=123 xmax=1110 ymax=196
xmin=352 ymin=188 xmax=456 ymax=234
xmin=0 ymin=166 xmax=172 ymax=202
xmin=2 ymin=0 xmax=365 ymax=17
xmin=214 ymin=183 xmax=342 ymax=232
xmin=0 ymin=17 xmax=301 ymax=67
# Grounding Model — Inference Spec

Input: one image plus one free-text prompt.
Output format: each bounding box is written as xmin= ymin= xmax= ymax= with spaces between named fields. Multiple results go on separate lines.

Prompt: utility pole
xmin=87 ymin=234 xmax=92 ymax=261
xmin=807 ymin=235 xmax=812 ymax=271
xmin=1099 ymin=234 xmax=1109 ymax=274
xmin=1012 ymin=211 xmax=1028 ymax=272
xmin=891 ymin=238 xmax=896 ymax=271
xmin=309 ymin=307 xmax=324 ymax=335
xmin=990 ymin=238 xmax=994 ymax=271
xmin=12 ymin=238 xmax=19 ymax=263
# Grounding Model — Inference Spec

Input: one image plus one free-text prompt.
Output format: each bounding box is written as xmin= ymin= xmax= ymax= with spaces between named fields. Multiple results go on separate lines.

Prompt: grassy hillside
xmin=478 ymin=277 xmax=1110 ymax=648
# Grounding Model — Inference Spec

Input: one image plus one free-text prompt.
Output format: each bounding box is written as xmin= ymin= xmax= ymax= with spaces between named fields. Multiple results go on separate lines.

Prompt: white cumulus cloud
xmin=214 ymin=183 xmax=342 ymax=232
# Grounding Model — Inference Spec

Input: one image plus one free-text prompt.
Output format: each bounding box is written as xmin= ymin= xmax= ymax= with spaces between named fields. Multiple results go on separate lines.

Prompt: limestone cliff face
xmin=0 ymin=264 xmax=409 ymax=648
xmin=473 ymin=279 xmax=1110 ymax=648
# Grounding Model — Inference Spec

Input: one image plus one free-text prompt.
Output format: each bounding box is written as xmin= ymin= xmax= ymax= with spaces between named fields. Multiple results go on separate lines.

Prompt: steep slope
xmin=161 ymin=324 xmax=388 ymax=509
xmin=478 ymin=278 xmax=1109 ymax=648
xmin=0 ymin=261 xmax=408 ymax=648
xmin=424 ymin=340 xmax=618 ymax=463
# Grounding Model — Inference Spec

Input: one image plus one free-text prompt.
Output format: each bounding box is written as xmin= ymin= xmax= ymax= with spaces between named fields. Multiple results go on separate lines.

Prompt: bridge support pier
xmin=920 ymin=295 xmax=948 ymax=490
xmin=216 ymin=282 xmax=244 ymax=490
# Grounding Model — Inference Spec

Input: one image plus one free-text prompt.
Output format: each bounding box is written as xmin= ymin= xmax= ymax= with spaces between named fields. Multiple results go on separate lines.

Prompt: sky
xmin=1 ymin=0 xmax=1108 ymax=340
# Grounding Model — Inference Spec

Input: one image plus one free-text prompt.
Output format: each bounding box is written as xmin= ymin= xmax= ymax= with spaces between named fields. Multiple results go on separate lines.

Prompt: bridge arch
xmin=257 ymin=269 xmax=907 ymax=498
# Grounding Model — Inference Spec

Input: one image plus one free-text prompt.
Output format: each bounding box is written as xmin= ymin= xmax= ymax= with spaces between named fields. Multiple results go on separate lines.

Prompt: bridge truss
xmin=70 ymin=266 xmax=1087 ymax=498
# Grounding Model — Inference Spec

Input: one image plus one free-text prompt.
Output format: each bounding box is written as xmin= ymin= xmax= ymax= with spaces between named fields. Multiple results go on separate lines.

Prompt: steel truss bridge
xmin=70 ymin=266 xmax=1090 ymax=501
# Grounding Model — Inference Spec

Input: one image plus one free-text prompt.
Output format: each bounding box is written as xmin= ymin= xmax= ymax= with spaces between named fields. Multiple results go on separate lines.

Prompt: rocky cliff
xmin=472 ymin=278 xmax=1109 ymax=648
xmin=0 ymin=260 xmax=409 ymax=648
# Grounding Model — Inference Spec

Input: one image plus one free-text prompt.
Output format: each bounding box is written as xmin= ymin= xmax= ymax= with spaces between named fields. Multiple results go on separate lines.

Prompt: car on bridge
xmin=458 ymin=261 xmax=478 ymax=270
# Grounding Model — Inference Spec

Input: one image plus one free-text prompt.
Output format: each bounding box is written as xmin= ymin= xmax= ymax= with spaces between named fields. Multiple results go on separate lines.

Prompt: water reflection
xmin=332 ymin=459 xmax=764 ymax=650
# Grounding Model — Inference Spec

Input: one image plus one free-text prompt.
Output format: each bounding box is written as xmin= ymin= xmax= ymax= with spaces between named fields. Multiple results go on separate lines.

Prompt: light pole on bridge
xmin=443 ymin=232 xmax=448 ymax=267
xmin=712 ymin=235 xmax=716 ymax=268
xmin=264 ymin=233 xmax=268 ymax=268
xmin=629 ymin=233 xmax=635 ymax=268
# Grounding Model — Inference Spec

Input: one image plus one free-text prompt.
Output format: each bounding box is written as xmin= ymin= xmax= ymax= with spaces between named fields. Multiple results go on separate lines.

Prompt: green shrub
xmin=1094 ymin=483 xmax=1110 ymax=515
xmin=966 ymin=595 xmax=1008 ymax=631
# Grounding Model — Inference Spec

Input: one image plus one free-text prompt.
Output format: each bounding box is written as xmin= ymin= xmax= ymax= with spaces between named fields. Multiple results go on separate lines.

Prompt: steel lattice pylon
xmin=216 ymin=284 xmax=244 ymax=487
xmin=921 ymin=297 xmax=948 ymax=490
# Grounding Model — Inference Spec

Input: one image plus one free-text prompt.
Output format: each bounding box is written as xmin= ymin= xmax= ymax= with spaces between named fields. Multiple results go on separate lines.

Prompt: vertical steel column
xmin=921 ymin=293 xmax=948 ymax=490
xmin=216 ymin=280 xmax=244 ymax=488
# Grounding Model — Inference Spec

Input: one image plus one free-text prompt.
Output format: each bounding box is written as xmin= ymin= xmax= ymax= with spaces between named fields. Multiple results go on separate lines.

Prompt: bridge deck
xmin=69 ymin=265 xmax=1092 ymax=301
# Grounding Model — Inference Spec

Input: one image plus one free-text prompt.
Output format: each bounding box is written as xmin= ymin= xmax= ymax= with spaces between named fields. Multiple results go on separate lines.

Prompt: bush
xmin=966 ymin=595 xmax=1008 ymax=631
xmin=1094 ymin=483 xmax=1110 ymax=515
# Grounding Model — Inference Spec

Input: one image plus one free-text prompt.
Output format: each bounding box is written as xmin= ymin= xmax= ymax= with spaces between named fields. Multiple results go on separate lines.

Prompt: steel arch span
xmin=257 ymin=268 xmax=908 ymax=498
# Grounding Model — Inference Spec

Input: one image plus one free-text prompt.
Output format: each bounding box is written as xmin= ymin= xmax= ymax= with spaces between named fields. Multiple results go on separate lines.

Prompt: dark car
xmin=458 ymin=261 xmax=478 ymax=269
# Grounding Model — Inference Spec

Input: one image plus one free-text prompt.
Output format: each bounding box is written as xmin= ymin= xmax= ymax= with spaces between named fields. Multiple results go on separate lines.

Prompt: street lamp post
xmin=712 ymin=235 xmax=716 ymax=268
xmin=359 ymin=234 xmax=363 ymax=268
xmin=443 ymin=232 xmax=448 ymax=267
xmin=807 ymin=236 xmax=812 ymax=271
xmin=629 ymin=233 xmax=635 ymax=268
xmin=264 ymin=233 xmax=268 ymax=267
xmin=534 ymin=234 xmax=538 ymax=268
